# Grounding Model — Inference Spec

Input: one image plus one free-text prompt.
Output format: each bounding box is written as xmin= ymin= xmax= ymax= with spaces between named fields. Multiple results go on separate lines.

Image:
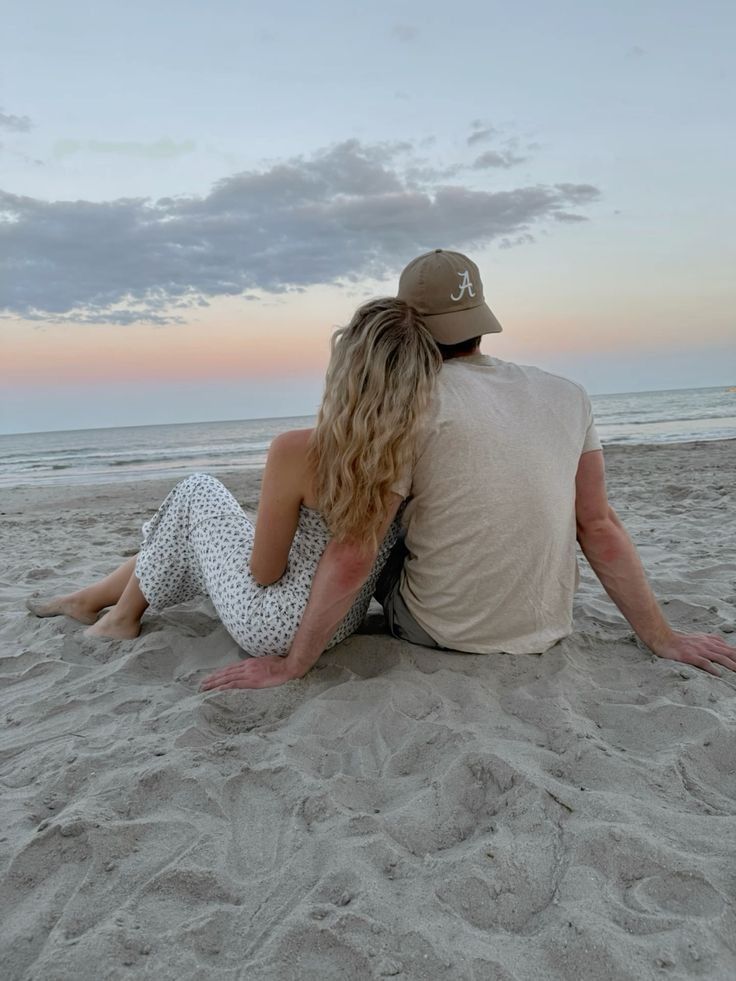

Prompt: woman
xmin=27 ymin=297 xmax=441 ymax=688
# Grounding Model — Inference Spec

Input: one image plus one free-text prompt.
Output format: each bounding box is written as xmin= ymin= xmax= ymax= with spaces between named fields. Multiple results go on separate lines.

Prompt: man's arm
xmin=282 ymin=539 xmax=379 ymax=677
xmin=575 ymin=450 xmax=736 ymax=676
xmin=200 ymin=494 xmax=403 ymax=691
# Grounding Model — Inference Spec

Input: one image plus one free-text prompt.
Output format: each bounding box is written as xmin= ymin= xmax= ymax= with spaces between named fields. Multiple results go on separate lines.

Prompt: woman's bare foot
xmin=26 ymin=593 xmax=99 ymax=625
xmin=83 ymin=609 xmax=141 ymax=641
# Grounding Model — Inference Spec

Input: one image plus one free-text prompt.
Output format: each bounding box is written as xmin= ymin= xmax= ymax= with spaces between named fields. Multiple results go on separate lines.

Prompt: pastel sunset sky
xmin=1 ymin=0 xmax=734 ymax=433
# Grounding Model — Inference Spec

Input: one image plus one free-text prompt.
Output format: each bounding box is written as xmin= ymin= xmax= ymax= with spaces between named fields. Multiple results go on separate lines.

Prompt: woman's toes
xmin=26 ymin=594 xmax=98 ymax=624
xmin=26 ymin=594 xmax=63 ymax=617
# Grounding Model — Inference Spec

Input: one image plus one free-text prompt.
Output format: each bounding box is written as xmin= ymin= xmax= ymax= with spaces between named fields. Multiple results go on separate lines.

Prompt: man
xmin=202 ymin=250 xmax=735 ymax=691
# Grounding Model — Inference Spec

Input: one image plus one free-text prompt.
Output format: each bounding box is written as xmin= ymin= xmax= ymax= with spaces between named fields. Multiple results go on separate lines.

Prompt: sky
xmin=1 ymin=0 xmax=735 ymax=434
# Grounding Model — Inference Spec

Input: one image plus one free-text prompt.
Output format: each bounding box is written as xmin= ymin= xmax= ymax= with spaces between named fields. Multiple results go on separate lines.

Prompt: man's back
xmin=397 ymin=353 xmax=601 ymax=654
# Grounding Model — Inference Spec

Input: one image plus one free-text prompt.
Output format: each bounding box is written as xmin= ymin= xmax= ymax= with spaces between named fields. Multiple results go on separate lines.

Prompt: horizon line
xmin=2 ymin=382 xmax=734 ymax=438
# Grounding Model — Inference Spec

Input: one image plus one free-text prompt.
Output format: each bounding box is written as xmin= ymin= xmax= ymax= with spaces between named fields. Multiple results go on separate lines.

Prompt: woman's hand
xmin=199 ymin=655 xmax=300 ymax=692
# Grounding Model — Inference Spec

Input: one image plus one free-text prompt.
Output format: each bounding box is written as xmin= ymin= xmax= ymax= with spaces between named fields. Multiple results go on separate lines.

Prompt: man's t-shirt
xmin=393 ymin=354 xmax=602 ymax=654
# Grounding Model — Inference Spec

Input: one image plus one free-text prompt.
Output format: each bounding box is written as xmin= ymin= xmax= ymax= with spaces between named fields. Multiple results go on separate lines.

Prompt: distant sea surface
xmin=2 ymin=387 xmax=735 ymax=489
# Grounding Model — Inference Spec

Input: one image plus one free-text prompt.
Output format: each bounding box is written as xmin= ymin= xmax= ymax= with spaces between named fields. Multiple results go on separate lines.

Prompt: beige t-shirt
xmin=394 ymin=354 xmax=602 ymax=654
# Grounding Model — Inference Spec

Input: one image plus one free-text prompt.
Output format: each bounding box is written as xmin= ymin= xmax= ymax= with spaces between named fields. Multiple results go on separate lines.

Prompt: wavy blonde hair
xmin=308 ymin=297 xmax=441 ymax=545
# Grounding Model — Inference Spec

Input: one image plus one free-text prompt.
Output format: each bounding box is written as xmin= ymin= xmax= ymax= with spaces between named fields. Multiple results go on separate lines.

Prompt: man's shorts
xmin=373 ymin=534 xmax=448 ymax=650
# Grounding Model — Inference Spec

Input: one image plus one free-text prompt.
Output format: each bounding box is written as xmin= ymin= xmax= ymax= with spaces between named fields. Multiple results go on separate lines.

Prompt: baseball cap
xmin=397 ymin=249 xmax=503 ymax=344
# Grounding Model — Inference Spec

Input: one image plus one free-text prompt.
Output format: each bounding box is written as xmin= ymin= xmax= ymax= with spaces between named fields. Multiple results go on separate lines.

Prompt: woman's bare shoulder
xmin=269 ymin=428 xmax=314 ymax=458
xmin=266 ymin=429 xmax=317 ymax=505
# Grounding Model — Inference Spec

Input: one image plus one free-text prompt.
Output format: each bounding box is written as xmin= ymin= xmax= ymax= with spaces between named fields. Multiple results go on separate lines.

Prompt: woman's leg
xmin=28 ymin=474 xmax=250 ymax=641
xmin=84 ymin=473 xmax=250 ymax=641
xmin=83 ymin=567 xmax=149 ymax=640
xmin=26 ymin=556 xmax=138 ymax=624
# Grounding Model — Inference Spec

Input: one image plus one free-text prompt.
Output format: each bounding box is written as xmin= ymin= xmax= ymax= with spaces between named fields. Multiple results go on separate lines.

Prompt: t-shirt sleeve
xmin=581 ymin=394 xmax=602 ymax=453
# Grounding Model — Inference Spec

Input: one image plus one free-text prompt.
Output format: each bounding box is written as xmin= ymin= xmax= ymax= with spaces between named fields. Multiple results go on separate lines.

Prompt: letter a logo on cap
xmin=450 ymin=269 xmax=476 ymax=302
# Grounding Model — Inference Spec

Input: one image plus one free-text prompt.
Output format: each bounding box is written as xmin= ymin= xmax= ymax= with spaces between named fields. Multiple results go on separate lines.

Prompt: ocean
xmin=1 ymin=386 xmax=735 ymax=490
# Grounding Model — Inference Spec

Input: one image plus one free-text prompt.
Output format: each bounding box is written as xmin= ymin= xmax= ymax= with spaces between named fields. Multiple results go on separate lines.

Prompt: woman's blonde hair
xmin=308 ymin=297 xmax=441 ymax=545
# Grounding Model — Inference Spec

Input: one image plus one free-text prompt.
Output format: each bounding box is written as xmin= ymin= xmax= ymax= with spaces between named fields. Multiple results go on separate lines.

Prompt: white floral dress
xmin=134 ymin=472 xmax=399 ymax=657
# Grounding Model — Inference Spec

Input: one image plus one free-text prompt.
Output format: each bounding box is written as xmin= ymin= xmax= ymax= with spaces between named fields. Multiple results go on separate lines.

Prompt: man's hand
xmin=199 ymin=655 xmax=300 ymax=692
xmin=650 ymin=631 xmax=736 ymax=678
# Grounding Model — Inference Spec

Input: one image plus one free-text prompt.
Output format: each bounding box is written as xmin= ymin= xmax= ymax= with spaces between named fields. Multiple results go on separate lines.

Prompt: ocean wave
xmin=598 ymin=409 xmax=736 ymax=424
xmin=106 ymin=447 xmax=267 ymax=467
xmin=0 ymin=446 xmax=101 ymax=461
xmin=601 ymin=428 xmax=736 ymax=445
xmin=1 ymin=442 xmax=272 ymax=471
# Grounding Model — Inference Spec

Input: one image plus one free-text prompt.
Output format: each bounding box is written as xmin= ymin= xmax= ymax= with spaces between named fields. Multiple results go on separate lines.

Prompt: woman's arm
xmin=200 ymin=492 xmax=405 ymax=691
xmin=249 ymin=430 xmax=311 ymax=586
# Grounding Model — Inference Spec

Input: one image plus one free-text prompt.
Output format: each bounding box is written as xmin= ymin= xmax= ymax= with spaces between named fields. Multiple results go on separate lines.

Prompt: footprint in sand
xmin=625 ymin=870 xmax=725 ymax=918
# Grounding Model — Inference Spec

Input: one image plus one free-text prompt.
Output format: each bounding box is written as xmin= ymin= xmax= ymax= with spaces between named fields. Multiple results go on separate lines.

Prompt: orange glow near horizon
xmin=3 ymin=284 xmax=734 ymax=389
xmin=2 ymin=302 xmax=336 ymax=385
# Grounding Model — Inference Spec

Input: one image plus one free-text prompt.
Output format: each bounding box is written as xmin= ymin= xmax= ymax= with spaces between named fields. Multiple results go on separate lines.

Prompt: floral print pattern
xmin=134 ymin=473 xmax=399 ymax=657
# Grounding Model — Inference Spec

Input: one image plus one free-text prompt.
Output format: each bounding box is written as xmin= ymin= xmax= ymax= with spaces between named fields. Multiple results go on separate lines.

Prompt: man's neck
xmin=442 ymin=345 xmax=482 ymax=362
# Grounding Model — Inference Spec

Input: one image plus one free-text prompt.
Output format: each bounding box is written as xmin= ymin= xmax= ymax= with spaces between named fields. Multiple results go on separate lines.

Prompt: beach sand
xmin=1 ymin=440 xmax=735 ymax=981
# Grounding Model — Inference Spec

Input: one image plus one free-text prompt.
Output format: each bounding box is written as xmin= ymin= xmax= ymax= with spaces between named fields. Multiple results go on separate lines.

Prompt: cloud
xmin=552 ymin=183 xmax=599 ymax=201
xmin=390 ymin=24 xmax=419 ymax=42
xmin=467 ymin=124 xmax=496 ymax=147
xmin=0 ymin=146 xmax=45 ymax=167
xmin=498 ymin=232 xmax=535 ymax=250
xmin=0 ymin=109 xmax=33 ymax=133
xmin=0 ymin=139 xmax=600 ymax=325
xmin=52 ymin=138 xmax=196 ymax=160
xmin=473 ymin=149 xmax=526 ymax=169
xmin=404 ymin=161 xmax=463 ymax=182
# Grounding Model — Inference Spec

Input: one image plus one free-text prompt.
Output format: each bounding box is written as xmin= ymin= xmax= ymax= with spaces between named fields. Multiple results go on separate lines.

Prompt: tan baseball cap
xmin=397 ymin=249 xmax=503 ymax=344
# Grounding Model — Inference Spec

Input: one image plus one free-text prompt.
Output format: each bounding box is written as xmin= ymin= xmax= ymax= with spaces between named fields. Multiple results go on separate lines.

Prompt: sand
xmin=1 ymin=440 xmax=735 ymax=981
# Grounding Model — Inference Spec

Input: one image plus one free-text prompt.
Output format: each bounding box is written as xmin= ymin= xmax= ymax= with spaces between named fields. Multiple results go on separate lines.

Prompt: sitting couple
xmin=28 ymin=249 xmax=736 ymax=685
